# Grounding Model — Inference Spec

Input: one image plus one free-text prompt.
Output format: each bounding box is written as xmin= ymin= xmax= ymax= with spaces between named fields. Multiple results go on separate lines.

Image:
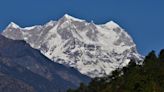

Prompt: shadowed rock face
xmin=0 ymin=35 xmax=90 ymax=92
xmin=0 ymin=54 xmax=58 ymax=92
xmin=0 ymin=73 xmax=36 ymax=92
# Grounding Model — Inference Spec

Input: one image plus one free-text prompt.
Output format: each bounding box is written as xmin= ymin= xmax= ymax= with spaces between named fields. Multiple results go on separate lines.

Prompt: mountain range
xmin=2 ymin=14 xmax=142 ymax=78
xmin=0 ymin=35 xmax=90 ymax=92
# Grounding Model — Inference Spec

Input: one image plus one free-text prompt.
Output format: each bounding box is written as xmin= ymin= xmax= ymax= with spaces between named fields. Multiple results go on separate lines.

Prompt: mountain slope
xmin=2 ymin=14 xmax=142 ymax=77
xmin=0 ymin=35 xmax=90 ymax=92
xmin=67 ymin=50 xmax=164 ymax=92
xmin=0 ymin=73 xmax=36 ymax=92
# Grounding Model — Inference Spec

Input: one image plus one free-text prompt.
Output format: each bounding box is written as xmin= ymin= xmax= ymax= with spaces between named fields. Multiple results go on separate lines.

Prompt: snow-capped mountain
xmin=0 ymin=34 xmax=90 ymax=92
xmin=2 ymin=14 xmax=142 ymax=78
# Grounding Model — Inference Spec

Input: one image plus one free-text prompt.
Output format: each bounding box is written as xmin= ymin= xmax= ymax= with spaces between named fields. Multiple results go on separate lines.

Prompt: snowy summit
xmin=2 ymin=14 xmax=143 ymax=78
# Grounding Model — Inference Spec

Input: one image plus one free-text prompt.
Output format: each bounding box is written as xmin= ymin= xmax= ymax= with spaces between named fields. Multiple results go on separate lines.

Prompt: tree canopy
xmin=68 ymin=50 xmax=164 ymax=92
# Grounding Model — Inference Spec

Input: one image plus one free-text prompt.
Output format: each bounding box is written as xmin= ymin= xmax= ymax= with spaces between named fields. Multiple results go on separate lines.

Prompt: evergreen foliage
xmin=68 ymin=50 xmax=164 ymax=92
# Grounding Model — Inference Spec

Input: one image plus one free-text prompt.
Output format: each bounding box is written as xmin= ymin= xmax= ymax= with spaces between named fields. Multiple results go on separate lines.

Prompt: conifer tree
xmin=159 ymin=49 xmax=164 ymax=62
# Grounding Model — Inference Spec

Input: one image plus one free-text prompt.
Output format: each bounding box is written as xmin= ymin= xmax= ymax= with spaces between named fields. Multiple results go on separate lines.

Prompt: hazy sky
xmin=0 ymin=0 xmax=164 ymax=55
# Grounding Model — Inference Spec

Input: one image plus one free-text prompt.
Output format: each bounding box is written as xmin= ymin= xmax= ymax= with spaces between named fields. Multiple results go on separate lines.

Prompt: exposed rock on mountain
xmin=2 ymin=14 xmax=142 ymax=77
xmin=0 ymin=35 xmax=90 ymax=92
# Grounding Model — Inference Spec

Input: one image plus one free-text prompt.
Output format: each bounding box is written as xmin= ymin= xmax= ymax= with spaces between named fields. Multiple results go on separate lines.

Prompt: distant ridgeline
xmin=68 ymin=49 xmax=164 ymax=92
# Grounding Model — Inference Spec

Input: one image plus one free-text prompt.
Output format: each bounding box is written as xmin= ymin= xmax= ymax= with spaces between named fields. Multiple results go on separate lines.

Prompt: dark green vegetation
xmin=68 ymin=50 xmax=164 ymax=92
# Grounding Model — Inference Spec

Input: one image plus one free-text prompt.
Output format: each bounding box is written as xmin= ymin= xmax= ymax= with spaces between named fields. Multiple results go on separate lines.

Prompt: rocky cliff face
xmin=2 ymin=14 xmax=142 ymax=77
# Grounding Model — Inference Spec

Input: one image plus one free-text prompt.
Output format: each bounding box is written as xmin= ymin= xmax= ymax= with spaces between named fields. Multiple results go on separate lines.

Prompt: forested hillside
xmin=68 ymin=50 xmax=164 ymax=92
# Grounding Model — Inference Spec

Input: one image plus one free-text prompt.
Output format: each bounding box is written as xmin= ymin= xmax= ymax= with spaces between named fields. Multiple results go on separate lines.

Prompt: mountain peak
xmin=2 ymin=15 xmax=142 ymax=78
xmin=105 ymin=21 xmax=120 ymax=29
xmin=62 ymin=14 xmax=85 ymax=22
xmin=8 ymin=22 xmax=20 ymax=29
xmin=63 ymin=14 xmax=72 ymax=18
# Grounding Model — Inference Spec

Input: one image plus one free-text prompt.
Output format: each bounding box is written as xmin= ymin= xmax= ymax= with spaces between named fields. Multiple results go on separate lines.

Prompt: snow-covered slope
xmin=2 ymin=14 xmax=142 ymax=78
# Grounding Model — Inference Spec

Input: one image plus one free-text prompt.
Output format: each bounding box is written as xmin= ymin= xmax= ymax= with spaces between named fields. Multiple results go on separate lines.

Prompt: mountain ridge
xmin=2 ymin=14 xmax=143 ymax=78
xmin=0 ymin=34 xmax=90 ymax=92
